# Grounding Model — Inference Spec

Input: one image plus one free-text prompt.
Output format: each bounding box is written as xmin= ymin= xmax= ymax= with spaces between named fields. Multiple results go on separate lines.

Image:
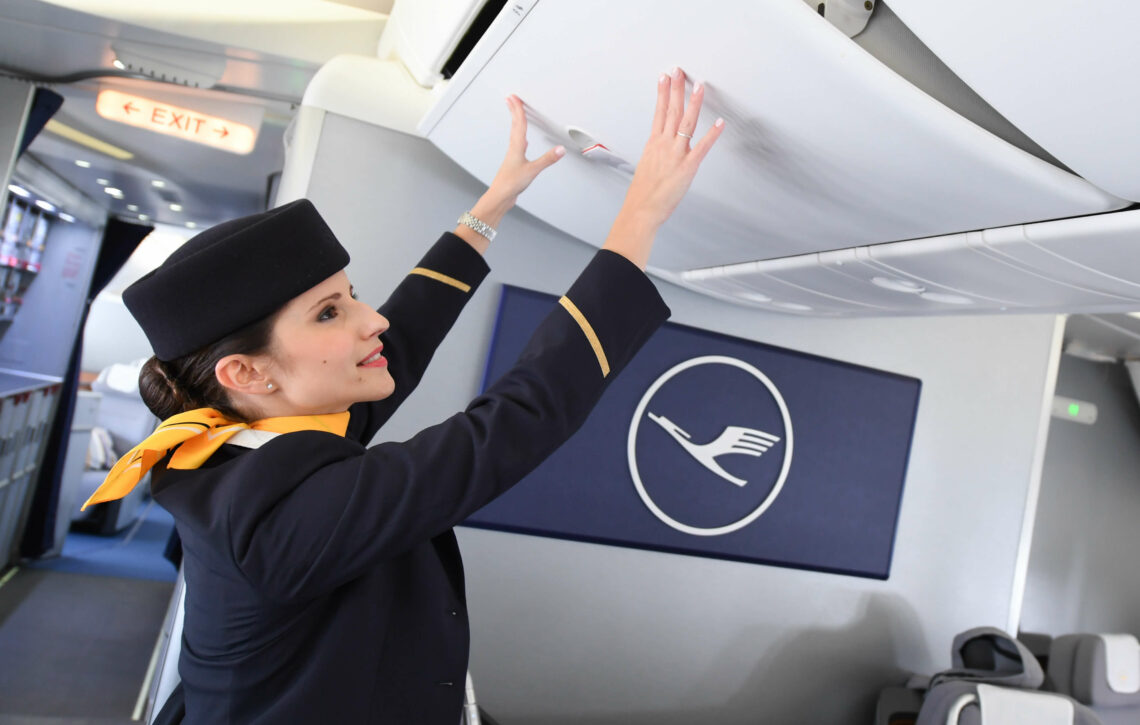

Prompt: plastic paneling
xmin=425 ymin=0 xmax=1125 ymax=273
xmin=888 ymin=1 xmax=1140 ymax=201
xmin=683 ymin=210 xmax=1140 ymax=316
xmin=867 ymin=238 xmax=1136 ymax=308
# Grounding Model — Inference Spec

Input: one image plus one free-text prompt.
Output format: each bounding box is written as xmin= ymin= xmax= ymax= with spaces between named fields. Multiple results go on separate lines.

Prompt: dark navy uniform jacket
xmin=152 ymin=232 xmax=669 ymax=724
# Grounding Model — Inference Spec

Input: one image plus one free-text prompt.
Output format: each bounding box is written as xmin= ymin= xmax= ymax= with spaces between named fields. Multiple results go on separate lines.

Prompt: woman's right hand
xmin=603 ymin=68 xmax=724 ymax=269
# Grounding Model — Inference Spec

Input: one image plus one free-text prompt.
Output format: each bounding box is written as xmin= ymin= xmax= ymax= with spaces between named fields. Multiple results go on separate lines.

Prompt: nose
xmin=361 ymin=302 xmax=389 ymax=339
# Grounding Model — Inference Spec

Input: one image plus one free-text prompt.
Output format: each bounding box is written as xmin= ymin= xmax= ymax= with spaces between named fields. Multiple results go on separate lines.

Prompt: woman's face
xmin=261 ymin=270 xmax=394 ymax=415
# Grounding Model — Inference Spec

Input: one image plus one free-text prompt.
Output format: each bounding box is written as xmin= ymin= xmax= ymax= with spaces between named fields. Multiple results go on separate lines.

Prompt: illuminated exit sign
xmin=95 ymin=89 xmax=257 ymax=155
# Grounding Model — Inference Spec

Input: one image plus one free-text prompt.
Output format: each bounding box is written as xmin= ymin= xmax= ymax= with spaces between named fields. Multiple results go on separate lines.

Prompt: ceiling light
xmin=151 ymin=180 xmax=166 ymax=189
xmin=35 ymin=200 xmax=55 ymax=212
xmin=138 ymin=214 xmax=149 ymax=221
xmin=112 ymin=59 xmax=126 ymax=70
xmin=127 ymin=204 xmax=139 ymax=212
xmin=740 ymin=292 xmax=772 ymax=303
xmin=75 ymin=160 xmax=91 ymax=168
xmin=1127 ymin=312 xmax=1140 ymax=320
xmin=44 ymin=119 xmax=133 ymax=160
xmin=773 ymin=301 xmax=813 ymax=312
xmin=59 ymin=213 xmax=75 ymax=223
xmin=169 ymin=203 xmax=182 ymax=212
xmin=7 ymin=184 xmax=29 ymax=198
xmin=185 ymin=222 xmax=197 ymax=229
xmin=920 ymin=292 xmax=974 ymax=305
xmin=872 ymin=276 xmax=925 ymax=294
xmin=104 ymin=187 xmax=122 ymax=195
xmin=96 ymin=178 xmax=109 ymax=185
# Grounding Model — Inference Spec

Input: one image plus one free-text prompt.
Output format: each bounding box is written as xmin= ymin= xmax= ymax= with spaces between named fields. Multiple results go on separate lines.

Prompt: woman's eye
xmin=318 ymin=305 xmax=338 ymax=321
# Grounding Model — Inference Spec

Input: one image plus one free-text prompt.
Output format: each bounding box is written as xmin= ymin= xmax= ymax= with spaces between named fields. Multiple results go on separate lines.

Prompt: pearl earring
xmin=266 ymin=383 xmax=274 ymax=390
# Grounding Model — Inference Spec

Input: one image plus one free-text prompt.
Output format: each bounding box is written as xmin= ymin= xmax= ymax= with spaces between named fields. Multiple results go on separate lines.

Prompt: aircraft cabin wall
xmin=1021 ymin=353 xmax=1140 ymax=637
xmin=276 ymin=109 xmax=1064 ymax=723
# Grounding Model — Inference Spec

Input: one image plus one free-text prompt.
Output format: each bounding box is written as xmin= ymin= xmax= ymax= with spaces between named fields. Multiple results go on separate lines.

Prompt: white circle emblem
xmin=627 ymin=355 xmax=794 ymax=537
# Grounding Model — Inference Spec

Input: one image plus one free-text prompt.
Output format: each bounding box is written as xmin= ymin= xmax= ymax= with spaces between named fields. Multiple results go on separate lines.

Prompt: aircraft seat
xmin=915 ymin=681 xmax=1100 ymax=725
xmin=1048 ymin=634 xmax=1140 ymax=725
xmin=875 ymin=627 xmax=1100 ymax=725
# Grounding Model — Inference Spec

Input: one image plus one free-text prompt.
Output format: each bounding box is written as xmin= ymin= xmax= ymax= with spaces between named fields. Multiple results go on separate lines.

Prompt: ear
xmin=215 ymin=354 xmax=271 ymax=395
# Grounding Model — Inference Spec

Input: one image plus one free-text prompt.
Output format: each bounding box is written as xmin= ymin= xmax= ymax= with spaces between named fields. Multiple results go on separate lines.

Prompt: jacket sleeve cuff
xmin=558 ymin=249 xmax=671 ymax=379
xmin=407 ymin=232 xmax=491 ymax=295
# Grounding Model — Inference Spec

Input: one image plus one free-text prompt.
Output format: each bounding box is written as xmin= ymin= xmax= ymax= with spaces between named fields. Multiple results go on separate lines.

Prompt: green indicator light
xmin=1068 ymin=403 xmax=1080 ymax=416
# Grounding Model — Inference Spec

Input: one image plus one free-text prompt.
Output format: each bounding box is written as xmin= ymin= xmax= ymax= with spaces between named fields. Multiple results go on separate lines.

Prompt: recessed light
xmin=7 ymin=184 xmax=29 ymax=198
xmin=740 ymin=292 xmax=772 ymax=303
xmin=96 ymin=178 xmax=109 ymax=186
xmin=872 ymin=276 xmax=925 ymax=294
xmin=920 ymin=292 xmax=973 ymax=305
xmin=104 ymin=187 xmax=122 ymax=196
xmin=35 ymin=199 xmax=55 ymax=212
xmin=1126 ymin=312 xmax=1140 ymax=320
xmin=151 ymin=180 xmax=166 ymax=188
xmin=169 ymin=203 xmax=182 ymax=212
xmin=75 ymin=160 xmax=91 ymax=168
xmin=138 ymin=214 xmax=149 ymax=221
xmin=127 ymin=204 xmax=139 ymax=211
xmin=113 ymin=59 xmax=126 ymax=70
xmin=185 ymin=222 xmax=198 ymax=229
xmin=773 ymin=301 xmax=813 ymax=311
xmin=59 ymin=213 xmax=76 ymax=223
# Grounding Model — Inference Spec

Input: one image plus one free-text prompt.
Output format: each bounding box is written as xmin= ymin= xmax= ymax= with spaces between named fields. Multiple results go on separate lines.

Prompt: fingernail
xmin=715 ymin=117 xmax=725 ymax=128
xmin=659 ymin=73 xmax=668 ymax=84
xmin=693 ymin=81 xmax=703 ymax=94
xmin=671 ymin=66 xmax=681 ymax=79
xmin=554 ymin=145 xmax=566 ymax=157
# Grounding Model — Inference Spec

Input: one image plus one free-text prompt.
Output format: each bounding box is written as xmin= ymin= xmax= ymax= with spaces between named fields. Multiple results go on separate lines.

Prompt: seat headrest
xmin=932 ymin=627 xmax=1044 ymax=690
xmin=1053 ymin=634 xmax=1140 ymax=707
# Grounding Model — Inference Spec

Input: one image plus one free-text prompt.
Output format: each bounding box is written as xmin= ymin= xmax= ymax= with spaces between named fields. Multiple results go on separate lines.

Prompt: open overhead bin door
xmin=420 ymin=0 xmax=1125 ymax=278
xmin=888 ymin=0 xmax=1140 ymax=203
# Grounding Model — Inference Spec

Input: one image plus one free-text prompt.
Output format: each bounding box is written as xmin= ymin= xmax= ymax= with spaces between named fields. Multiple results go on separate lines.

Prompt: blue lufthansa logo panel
xmin=466 ymin=286 xmax=922 ymax=580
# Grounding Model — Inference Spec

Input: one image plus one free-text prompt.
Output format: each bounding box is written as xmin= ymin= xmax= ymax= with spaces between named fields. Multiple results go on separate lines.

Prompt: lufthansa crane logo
xmin=627 ymin=355 xmax=794 ymax=536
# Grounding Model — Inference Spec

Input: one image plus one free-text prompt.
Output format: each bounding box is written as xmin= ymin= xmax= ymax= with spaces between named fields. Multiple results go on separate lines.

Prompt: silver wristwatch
xmin=457 ymin=211 xmax=496 ymax=242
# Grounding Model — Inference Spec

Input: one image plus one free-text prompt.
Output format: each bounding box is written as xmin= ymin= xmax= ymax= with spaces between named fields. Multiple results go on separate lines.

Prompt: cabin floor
xmin=0 ymin=502 xmax=176 ymax=725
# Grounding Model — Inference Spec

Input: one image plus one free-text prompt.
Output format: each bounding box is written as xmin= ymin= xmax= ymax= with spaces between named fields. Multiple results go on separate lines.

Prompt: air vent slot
xmin=441 ymin=0 xmax=509 ymax=79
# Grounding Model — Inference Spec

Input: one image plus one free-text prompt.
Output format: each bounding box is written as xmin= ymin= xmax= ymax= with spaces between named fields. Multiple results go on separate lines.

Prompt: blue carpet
xmin=28 ymin=501 xmax=177 ymax=582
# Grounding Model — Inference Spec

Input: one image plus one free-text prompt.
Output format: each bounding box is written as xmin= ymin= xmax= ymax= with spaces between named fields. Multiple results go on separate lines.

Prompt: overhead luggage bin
xmin=679 ymin=210 xmax=1140 ymax=317
xmin=887 ymin=1 xmax=1140 ymax=202
xmin=419 ymin=0 xmax=1125 ymax=274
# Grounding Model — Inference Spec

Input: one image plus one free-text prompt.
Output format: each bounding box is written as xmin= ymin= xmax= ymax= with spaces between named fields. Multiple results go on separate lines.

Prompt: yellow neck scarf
xmin=82 ymin=407 xmax=350 ymax=510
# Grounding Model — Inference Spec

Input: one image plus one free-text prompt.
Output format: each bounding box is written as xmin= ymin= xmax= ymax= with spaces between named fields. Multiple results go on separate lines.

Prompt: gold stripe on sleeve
xmin=558 ymin=296 xmax=610 ymax=378
xmin=409 ymin=267 xmax=471 ymax=293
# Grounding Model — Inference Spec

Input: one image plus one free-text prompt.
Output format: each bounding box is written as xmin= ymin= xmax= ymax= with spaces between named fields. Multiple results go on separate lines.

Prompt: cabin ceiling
xmin=0 ymin=0 xmax=388 ymax=229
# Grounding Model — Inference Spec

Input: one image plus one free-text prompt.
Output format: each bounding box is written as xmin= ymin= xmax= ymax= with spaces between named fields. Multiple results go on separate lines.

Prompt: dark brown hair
xmin=138 ymin=311 xmax=278 ymax=422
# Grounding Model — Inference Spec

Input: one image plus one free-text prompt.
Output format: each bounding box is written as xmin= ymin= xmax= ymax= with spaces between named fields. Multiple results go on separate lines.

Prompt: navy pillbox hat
xmin=124 ymin=198 xmax=350 ymax=361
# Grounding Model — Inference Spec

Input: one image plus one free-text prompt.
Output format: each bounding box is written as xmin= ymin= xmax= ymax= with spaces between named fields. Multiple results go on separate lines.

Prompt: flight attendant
xmin=84 ymin=69 xmax=723 ymax=724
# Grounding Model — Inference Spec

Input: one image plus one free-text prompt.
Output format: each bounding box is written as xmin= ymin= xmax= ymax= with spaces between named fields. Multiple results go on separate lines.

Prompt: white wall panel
xmin=1021 ymin=355 xmax=1140 ymax=636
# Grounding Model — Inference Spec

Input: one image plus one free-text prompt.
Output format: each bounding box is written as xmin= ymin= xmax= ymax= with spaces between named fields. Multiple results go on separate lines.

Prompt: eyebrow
xmin=305 ymin=287 xmax=355 ymax=314
xmin=307 ymin=292 xmax=341 ymax=313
